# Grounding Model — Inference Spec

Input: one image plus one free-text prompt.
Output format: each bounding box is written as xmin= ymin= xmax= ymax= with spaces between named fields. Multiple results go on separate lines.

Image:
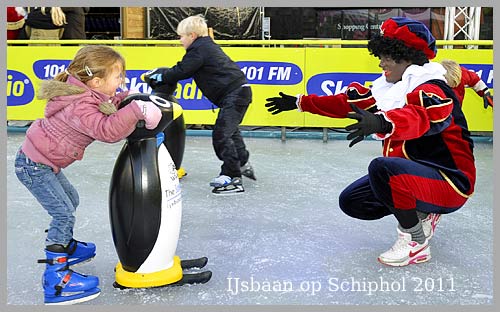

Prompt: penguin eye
xmin=150 ymin=96 xmax=172 ymax=108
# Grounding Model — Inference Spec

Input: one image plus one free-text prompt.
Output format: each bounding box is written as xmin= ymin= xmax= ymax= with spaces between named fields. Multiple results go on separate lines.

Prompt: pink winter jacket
xmin=21 ymin=75 xmax=144 ymax=173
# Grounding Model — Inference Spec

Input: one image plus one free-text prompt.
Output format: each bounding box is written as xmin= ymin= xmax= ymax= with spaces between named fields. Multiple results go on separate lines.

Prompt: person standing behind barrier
xmin=7 ymin=7 xmax=26 ymax=39
xmin=13 ymin=45 xmax=162 ymax=304
xmin=265 ymin=17 xmax=475 ymax=267
xmin=24 ymin=7 xmax=66 ymax=40
xmin=441 ymin=59 xmax=493 ymax=109
xmin=6 ymin=7 xmax=28 ymax=127
xmin=143 ymin=14 xmax=256 ymax=195
xmin=61 ymin=7 xmax=89 ymax=39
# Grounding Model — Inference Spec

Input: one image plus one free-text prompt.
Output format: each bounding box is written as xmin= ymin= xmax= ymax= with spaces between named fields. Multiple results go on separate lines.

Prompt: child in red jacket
xmin=441 ymin=59 xmax=493 ymax=109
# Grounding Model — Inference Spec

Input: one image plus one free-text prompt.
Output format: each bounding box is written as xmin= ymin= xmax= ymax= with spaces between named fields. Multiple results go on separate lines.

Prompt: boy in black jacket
xmin=145 ymin=14 xmax=255 ymax=195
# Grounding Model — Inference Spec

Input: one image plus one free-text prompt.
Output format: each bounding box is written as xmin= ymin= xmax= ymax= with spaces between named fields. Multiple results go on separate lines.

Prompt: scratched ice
xmin=6 ymin=133 xmax=493 ymax=305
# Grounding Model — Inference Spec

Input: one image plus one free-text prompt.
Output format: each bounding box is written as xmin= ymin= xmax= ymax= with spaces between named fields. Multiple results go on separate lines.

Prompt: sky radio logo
xmin=236 ymin=61 xmax=302 ymax=85
xmin=307 ymin=64 xmax=493 ymax=96
xmin=124 ymin=61 xmax=303 ymax=110
xmin=124 ymin=70 xmax=213 ymax=110
xmin=462 ymin=64 xmax=494 ymax=89
xmin=7 ymin=70 xmax=35 ymax=106
xmin=33 ymin=60 xmax=71 ymax=79
xmin=307 ymin=73 xmax=382 ymax=96
xmin=12 ymin=61 xmax=491 ymax=111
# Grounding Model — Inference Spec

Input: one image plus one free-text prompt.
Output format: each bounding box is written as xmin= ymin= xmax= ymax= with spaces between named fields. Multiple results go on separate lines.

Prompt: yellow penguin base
xmin=115 ymin=256 xmax=183 ymax=288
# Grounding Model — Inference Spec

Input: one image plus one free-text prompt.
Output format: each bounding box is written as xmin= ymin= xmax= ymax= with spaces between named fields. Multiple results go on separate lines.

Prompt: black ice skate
xmin=241 ymin=162 xmax=256 ymax=181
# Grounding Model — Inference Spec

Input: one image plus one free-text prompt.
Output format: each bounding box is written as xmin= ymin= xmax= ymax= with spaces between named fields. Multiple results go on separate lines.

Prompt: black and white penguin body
xmin=109 ymin=94 xmax=211 ymax=288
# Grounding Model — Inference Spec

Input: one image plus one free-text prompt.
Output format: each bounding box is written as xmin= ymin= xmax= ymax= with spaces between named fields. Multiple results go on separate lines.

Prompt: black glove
xmin=142 ymin=67 xmax=170 ymax=89
xmin=483 ymin=89 xmax=493 ymax=109
xmin=265 ymin=92 xmax=298 ymax=115
xmin=345 ymin=104 xmax=393 ymax=147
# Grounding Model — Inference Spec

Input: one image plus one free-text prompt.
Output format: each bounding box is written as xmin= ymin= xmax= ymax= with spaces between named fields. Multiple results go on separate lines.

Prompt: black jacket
xmin=164 ymin=36 xmax=247 ymax=106
xmin=61 ymin=7 xmax=89 ymax=39
xmin=25 ymin=7 xmax=63 ymax=29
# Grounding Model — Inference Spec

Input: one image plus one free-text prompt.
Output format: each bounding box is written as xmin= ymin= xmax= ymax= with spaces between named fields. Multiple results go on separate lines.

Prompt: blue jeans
xmin=14 ymin=148 xmax=79 ymax=247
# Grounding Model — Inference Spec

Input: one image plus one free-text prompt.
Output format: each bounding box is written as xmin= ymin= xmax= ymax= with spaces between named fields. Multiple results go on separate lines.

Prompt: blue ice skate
xmin=38 ymin=247 xmax=100 ymax=305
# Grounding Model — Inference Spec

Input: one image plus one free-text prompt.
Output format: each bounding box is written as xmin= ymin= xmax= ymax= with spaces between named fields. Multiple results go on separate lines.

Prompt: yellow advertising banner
xmin=7 ymin=45 xmax=493 ymax=131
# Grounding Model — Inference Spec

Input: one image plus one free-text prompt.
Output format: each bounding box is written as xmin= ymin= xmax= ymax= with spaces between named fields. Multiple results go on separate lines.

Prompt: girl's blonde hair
xmin=441 ymin=59 xmax=462 ymax=88
xmin=54 ymin=45 xmax=126 ymax=85
xmin=176 ymin=14 xmax=208 ymax=37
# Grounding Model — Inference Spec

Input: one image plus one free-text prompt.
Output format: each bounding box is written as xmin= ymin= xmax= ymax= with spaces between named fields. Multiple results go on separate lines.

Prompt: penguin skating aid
xmin=109 ymin=93 xmax=211 ymax=289
xmin=113 ymin=257 xmax=212 ymax=289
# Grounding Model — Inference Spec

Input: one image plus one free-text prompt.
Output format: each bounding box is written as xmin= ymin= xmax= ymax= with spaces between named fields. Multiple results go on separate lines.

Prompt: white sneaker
xmin=209 ymin=175 xmax=232 ymax=187
xmin=421 ymin=213 xmax=442 ymax=240
xmin=378 ymin=228 xmax=431 ymax=267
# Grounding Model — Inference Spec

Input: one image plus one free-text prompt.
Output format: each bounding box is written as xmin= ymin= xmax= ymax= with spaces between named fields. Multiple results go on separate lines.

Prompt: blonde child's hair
xmin=441 ymin=59 xmax=462 ymax=88
xmin=176 ymin=14 xmax=209 ymax=37
xmin=54 ymin=45 xmax=126 ymax=86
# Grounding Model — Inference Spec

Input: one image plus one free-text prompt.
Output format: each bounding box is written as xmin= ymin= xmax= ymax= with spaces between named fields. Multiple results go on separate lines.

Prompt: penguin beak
xmin=172 ymin=103 xmax=183 ymax=121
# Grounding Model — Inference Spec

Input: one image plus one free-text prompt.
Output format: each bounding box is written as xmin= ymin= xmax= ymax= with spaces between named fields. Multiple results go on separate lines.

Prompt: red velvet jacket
xmin=453 ymin=66 xmax=487 ymax=104
xmin=298 ymin=80 xmax=476 ymax=198
xmin=7 ymin=7 xmax=25 ymax=40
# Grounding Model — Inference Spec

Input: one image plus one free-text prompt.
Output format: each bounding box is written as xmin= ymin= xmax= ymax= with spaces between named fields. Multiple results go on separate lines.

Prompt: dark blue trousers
xmin=339 ymin=157 xmax=466 ymax=228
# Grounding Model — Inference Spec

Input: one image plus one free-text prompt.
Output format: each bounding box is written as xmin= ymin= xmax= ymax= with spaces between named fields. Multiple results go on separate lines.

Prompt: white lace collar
xmin=371 ymin=62 xmax=447 ymax=111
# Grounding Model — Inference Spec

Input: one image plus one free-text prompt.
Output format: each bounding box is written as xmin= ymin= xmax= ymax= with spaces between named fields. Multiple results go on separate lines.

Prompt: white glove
xmin=134 ymin=100 xmax=162 ymax=130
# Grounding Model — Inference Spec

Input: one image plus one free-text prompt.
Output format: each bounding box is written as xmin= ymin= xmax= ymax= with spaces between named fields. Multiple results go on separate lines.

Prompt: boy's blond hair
xmin=176 ymin=15 xmax=208 ymax=37
xmin=441 ymin=59 xmax=462 ymax=88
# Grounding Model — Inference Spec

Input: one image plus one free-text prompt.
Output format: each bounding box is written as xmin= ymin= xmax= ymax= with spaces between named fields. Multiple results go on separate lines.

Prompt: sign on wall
xmin=6 ymin=45 xmax=493 ymax=131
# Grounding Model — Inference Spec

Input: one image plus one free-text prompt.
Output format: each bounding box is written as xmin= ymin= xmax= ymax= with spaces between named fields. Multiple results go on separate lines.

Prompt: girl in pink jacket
xmin=14 ymin=45 xmax=161 ymax=305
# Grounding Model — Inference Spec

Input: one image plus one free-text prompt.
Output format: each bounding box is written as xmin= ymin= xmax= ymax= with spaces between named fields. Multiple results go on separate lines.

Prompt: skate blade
xmin=242 ymin=171 xmax=256 ymax=180
xmin=45 ymin=289 xmax=100 ymax=305
xmin=211 ymin=185 xmax=244 ymax=195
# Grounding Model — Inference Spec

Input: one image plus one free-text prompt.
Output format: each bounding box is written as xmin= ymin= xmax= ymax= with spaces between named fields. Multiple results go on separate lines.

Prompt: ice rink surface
xmin=6 ymin=132 xmax=493 ymax=305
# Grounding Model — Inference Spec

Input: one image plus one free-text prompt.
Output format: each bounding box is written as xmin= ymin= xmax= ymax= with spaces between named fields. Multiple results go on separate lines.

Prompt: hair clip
xmin=84 ymin=65 xmax=93 ymax=77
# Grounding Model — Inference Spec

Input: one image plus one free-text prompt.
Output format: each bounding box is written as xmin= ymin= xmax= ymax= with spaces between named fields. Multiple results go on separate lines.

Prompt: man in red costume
xmin=7 ymin=7 xmax=26 ymax=40
xmin=265 ymin=17 xmax=476 ymax=267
